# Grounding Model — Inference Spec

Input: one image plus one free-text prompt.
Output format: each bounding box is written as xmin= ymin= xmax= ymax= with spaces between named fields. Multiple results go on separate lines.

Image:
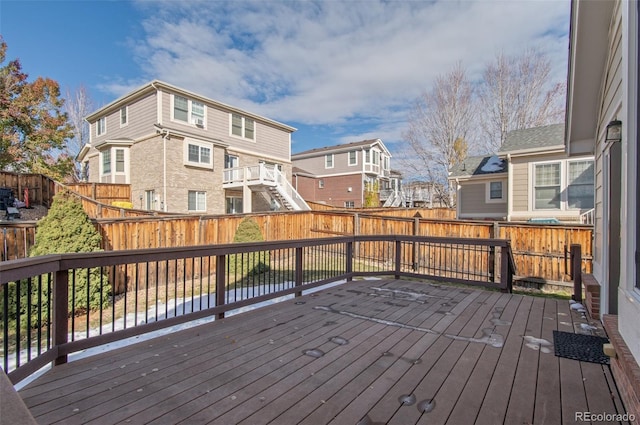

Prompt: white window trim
xmin=120 ymin=106 xmax=128 ymax=128
xmin=183 ymin=138 xmax=213 ymax=169
xmin=485 ymin=180 xmax=506 ymax=204
xmin=114 ymin=148 xmax=128 ymax=175
xmin=325 ymin=154 xmax=334 ymax=169
xmin=171 ymin=94 xmax=207 ymax=128
xmin=229 ymin=113 xmax=256 ymax=141
xmin=96 ymin=117 xmax=106 ymax=136
xmin=318 ymin=179 xmax=325 ymax=189
xmin=188 ymin=190 xmax=207 ymax=212
xmin=344 ymin=201 xmax=355 ymax=208
xmin=528 ymin=157 xmax=595 ymax=212
xmin=348 ymin=150 xmax=358 ymax=166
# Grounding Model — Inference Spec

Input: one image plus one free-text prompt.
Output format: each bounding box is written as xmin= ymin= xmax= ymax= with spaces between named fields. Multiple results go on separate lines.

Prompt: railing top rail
xmin=1 ymin=234 xmax=512 ymax=284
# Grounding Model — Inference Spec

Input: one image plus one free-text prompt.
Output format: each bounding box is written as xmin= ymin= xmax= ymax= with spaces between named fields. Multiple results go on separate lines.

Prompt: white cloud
xmin=124 ymin=0 xmax=569 ymax=142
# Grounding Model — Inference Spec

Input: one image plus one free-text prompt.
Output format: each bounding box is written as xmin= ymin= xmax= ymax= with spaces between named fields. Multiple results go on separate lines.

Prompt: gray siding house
xmin=450 ymin=124 xmax=595 ymax=222
xmin=78 ymin=81 xmax=308 ymax=214
xmin=291 ymin=139 xmax=396 ymax=208
xmin=566 ymin=0 xmax=639 ymax=415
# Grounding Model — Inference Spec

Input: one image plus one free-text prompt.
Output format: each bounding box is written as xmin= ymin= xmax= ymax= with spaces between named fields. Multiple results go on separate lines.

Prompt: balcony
xmin=222 ymin=164 xmax=310 ymax=211
xmin=1 ymin=236 xmax=629 ymax=424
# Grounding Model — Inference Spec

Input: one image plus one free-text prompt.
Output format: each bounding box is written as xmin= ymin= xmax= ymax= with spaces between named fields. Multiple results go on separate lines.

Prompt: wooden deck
xmin=18 ymin=279 xmax=629 ymax=425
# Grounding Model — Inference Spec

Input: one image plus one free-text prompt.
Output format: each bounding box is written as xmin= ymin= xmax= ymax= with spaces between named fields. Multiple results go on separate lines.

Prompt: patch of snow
xmin=11 ymin=278 xmax=366 ymax=390
xmin=480 ymin=156 xmax=505 ymax=173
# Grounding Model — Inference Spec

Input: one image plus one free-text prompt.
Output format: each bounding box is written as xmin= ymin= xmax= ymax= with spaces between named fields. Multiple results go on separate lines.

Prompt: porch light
xmin=605 ymin=120 xmax=622 ymax=143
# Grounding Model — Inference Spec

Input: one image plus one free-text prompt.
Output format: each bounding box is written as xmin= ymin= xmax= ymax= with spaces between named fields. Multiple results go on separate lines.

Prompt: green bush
xmin=228 ymin=218 xmax=270 ymax=283
xmin=1 ymin=191 xmax=111 ymax=328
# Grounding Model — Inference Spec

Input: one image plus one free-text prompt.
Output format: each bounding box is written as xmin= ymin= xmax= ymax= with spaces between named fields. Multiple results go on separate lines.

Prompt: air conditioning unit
xmin=193 ymin=118 xmax=204 ymax=127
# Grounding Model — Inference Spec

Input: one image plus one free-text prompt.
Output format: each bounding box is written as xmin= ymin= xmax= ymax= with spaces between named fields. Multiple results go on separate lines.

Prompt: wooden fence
xmin=0 ymin=200 xmax=592 ymax=284
xmin=64 ymin=183 xmax=131 ymax=205
xmin=0 ymin=172 xmax=57 ymax=207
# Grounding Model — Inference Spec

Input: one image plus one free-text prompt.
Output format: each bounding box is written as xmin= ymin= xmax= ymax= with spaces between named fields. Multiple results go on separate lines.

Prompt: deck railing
xmin=0 ymin=235 xmax=515 ymax=384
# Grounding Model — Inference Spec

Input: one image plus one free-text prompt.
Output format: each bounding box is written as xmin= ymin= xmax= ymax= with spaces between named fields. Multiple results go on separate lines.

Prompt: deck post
xmin=570 ymin=244 xmax=582 ymax=303
xmin=53 ymin=269 xmax=69 ymax=366
xmin=346 ymin=241 xmax=353 ymax=282
xmin=499 ymin=244 xmax=513 ymax=293
xmin=215 ymin=255 xmax=226 ymax=319
xmin=394 ymin=239 xmax=402 ymax=279
xmin=295 ymin=247 xmax=303 ymax=296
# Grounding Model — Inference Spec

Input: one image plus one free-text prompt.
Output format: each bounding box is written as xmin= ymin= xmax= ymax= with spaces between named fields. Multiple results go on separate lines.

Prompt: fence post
xmin=215 ymin=255 xmax=226 ymax=319
xmin=53 ymin=269 xmax=69 ymax=366
xmin=570 ymin=244 xmax=582 ymax=303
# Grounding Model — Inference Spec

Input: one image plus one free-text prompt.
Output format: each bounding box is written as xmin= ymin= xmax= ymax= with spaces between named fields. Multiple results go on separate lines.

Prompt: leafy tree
xmin=229 ymin=218 xmax=270 ymax=284
xmin=0 ymin=37 xmax=74 ymax=180
xmin=2 ymin=191 xmax=111 ymax=328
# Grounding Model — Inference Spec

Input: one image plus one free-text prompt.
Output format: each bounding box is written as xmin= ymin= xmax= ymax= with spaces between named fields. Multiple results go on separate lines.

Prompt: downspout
xmin=506 ymin=154 xmax=513 ymax=221
xmin=163 ymin=132 xmax=168 ymax=212
xmin=151 ymin=82 xmax=167 ymax=212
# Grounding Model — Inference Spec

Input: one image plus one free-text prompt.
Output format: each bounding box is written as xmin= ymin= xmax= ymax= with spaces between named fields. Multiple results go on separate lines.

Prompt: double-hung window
xmin=348 ymin=151 xmax=357 ymax=166
xmin=102 ymin=150 xmax=111 ymax=174
xmin=534 ymin=162 xmax=561 ymax=209
xmin=174 ymin=96 xmax=189 ymax=122
xmin=567 ymin=160 xmax=594 ymax=209
xmin=97 ymin=117 xmax=106 ymax=136
xmin=120 ymin=107 xmax=128 ymax=127
xmin=230 ymin=114 xmax=255 ymax=140
xmin=325 ymin=154 xmax=334 ymax=169
xmin=191 ymin=101 xmax=204 ymax=126
xmin=188 ymin=191 xmax=206 ymax=212
xmin=173 ymin=95 xmax=206 ymax=127
xmin=115 ymin=149 xmax=125 ymax=173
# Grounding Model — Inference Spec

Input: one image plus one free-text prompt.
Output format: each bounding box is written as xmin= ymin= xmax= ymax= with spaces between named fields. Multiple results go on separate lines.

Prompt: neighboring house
xmin=449 ymin=123 xmax=595 ymax=222
xmin=78 ymin=80 xmax=308 ymax=214
xmin=565 ymin=0 xmax=639 ymax=416
xmin=449 ymin=155 xmax=508 ymax=220
xmin=291 ymin=139 xmax=394 ymax=208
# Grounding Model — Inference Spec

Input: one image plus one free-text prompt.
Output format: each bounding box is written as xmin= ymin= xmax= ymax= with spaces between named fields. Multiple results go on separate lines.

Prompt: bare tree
xmin=64 ymin=85 xmax=93 ymax=181
xmin=478 ymin=49 xmax=565 ymax=152
xmin=401 ymin=63 xmax=474 ymax=207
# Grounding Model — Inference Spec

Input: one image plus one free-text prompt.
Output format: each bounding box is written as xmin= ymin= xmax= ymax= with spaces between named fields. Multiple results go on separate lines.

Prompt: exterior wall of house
xmin=611 ymin=0 xmax=640 ymax=365
xmin=82 ymin=83 xmax=297 ymax=214
xmin=295 ymin=174 xmax=363 ymax=208
xmin=158 ymin=90 xmax=290 ymax=162
xmin=508 ymin=152 xmax=594 ymax=222
xmin=129 ymin=136 xmax=165 ymax=210
xmin=291 ymin=154 xmax=346 ymax=176
xmin=90 ymin=91 xmax=158 ymax=146
xmin=457 ymin=180 xmax=507 ymax=219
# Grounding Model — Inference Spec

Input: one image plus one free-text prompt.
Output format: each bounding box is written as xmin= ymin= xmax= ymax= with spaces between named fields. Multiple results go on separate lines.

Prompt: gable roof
xmin=449 ymin=155 xmax=507 ymax=179
xmin=498 ymin=123 xmax=565 ymax=155
xmin=292 ymin=139 xmax=390 ymax=159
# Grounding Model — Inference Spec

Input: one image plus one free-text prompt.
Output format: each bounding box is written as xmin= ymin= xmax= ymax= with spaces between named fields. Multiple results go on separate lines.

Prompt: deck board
xmin=17 ymin=279 xmax=630 ymax=425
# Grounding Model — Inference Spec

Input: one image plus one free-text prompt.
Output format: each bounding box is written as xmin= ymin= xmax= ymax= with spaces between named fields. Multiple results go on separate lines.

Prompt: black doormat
xmin=553 ymin=330 xmax=610 ymax=365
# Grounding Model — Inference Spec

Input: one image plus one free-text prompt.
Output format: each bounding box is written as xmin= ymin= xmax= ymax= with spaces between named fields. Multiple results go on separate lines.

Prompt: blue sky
xmin=0 ymin=0 xmax=570 ymax=160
